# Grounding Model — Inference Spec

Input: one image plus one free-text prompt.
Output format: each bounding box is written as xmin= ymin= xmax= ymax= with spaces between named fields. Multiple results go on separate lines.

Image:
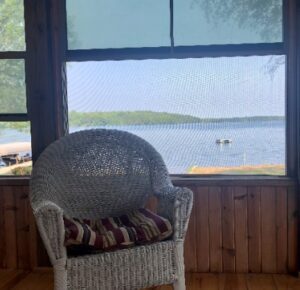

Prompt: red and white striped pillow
xmin=64 ymin=208 xmax=172 ymax=253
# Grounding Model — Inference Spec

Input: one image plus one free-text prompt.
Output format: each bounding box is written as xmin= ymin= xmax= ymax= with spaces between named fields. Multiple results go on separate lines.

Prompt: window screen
xmin=0 ymin=0 xmax=25 ymax=51
xmin=0 ymin=122 xmax=31 ymax=176
xmin=67 ymin=55 xmax=285 ymax=175
xmin=0 ymin=59 xmax=26 ymax=113
xmin=67 ymin=0 xmax=282 ymax=49
xmin=174 ymin=0 xmax=283 ymax=46
xmin=0 ymin=0 xmax=31 ymax=176
xmin=67 ymin=0 xmax=170 ymax=49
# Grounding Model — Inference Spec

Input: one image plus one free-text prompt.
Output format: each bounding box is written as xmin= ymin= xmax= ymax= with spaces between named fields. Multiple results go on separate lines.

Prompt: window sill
xmin=0 ymin=176 xmax=30 ymax=186
xmin=0 ymin=175 xmax=296 ymax=187
xmin=171 ymin=175 xmax=296 ymax=187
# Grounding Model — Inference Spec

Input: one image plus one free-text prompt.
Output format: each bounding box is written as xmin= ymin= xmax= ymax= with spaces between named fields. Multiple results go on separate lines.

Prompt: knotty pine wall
xmin=0 ymin=182 xmax=298 ymax=273
xmin=182 ymin=185 xmax=297 ymax=274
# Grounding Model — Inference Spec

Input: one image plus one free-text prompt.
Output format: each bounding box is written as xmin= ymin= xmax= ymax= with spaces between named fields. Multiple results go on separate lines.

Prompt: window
xmin=67 ymin=0 xmax=170 ymax=49
xmin=67 ymin=56 xmax=285 ymax=175
xmin=67 ymin=0 xmax=283 ymax=49
xmin=0 ymin=0 xmax=32 ymax=176
xmin=65 ymin=0 xmax=287 ymax=176
xmin=174 ymin=0 xmax=282 ymax=45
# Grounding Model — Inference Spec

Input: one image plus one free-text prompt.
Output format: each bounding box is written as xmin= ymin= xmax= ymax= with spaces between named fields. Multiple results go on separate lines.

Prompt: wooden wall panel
xmin=3 ymin=187 xmax=18 ymax=269
xmin=195 ymin=187 xmax=210 ymax=272
xmin=208 ymin=187 xmax=223 ymax=272
xmin=288 ymin=186 xmax=298 ymax=273
xmin=0 ymin=186 xmax=30 ymax=269
xmin=0 ymin=188 xmax=4 ymax=269
xmin=261 ymin=187 xmax=277 ymax=273
xmin=15 ymin=187 xmax=31 ymax=270
xmin=247 ymin=187 xmax=261 ymax=273
xmin=0 ymin=182 xmax=298 ymax=274
xmin=276 ymin=187 xmax=288 ymax=273
xmin=234 ymin=187 xmax=248 ymax=273
xmin=183 ymin=186 xmax=198 ymax=272
xmin=221 ymin=187 xmax=235 ymax=272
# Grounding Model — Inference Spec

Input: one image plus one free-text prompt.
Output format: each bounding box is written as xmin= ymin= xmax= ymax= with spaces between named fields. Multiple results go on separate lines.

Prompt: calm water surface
xmin=72 ymin=120 xmax=285 ymax=173
xmin=0 ymin=120 xmax=285 ymax=173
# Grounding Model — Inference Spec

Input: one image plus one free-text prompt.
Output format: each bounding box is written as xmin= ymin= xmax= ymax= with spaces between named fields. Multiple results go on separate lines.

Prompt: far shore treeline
xmin=0 ymin=111 xmax=285 ymax=131
xmin=69 ymin=111 xmax=284 ymax=127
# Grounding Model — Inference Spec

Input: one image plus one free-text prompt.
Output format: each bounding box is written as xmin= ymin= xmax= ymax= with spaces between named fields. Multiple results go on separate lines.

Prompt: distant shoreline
xmin=0 ymin=111 xmax=285 ymax=131
xmin=69 ymin=111 xmax=285 ymax=127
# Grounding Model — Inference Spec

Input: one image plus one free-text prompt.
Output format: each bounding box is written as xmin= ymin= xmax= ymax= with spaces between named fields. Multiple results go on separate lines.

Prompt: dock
xmin=0 ymin=142 xmax=31 ymax=156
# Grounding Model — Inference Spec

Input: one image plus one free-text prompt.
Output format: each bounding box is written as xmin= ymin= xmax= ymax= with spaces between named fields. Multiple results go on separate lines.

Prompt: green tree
xmin=0 ymin=0 xmax=26 ymax=113
xmin=0 ymin=59 xmax=26 ymax=113
xmin=191 ymin=0 xmax=284 ymax=74
xmin=0 ymin=0 xmax=25 ymax=51
xmin=192 ymin=0 xmax=282 ymax=42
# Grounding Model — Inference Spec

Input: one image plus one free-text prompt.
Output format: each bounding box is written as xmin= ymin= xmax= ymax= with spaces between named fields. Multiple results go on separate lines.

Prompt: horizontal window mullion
xmin=173 ymin=42 xmax=285 ymax=58
xmin=66 ymin=42 xmax=284 ymax=62
xmin=67 ymin=47 xmax=173 ymax=62
xmin=0 ymin=114 xmax=29 ymax=122
xmin=0 ymin=51 xmax=26 ymax=59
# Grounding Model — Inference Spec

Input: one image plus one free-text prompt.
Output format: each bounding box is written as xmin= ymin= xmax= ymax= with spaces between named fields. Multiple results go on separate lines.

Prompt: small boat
xmin=216 ymin=139 xmax=232 ymax=144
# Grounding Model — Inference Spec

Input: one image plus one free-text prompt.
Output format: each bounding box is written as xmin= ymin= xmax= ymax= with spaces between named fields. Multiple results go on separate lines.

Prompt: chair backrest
xmin=30 ymin=129 xmax=172 ymax=218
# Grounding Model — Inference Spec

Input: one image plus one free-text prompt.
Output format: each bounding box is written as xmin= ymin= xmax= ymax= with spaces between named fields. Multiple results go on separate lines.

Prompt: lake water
xmin=72 ymin=120 xmax=285 ymax=173
xmin=0 ymin=120 xmax=285 ymax=174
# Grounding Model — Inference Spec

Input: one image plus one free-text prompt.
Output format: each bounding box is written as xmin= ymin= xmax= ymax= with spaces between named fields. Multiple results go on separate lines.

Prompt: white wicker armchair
xmin=30 ymin=129 xmax=193 ymax=290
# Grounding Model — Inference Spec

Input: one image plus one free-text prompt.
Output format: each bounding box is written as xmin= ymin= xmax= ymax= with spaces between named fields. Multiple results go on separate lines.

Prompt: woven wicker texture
xmin=30 ymin=129 xmax=193 ymax=290
xmin=67 ymin=241 xmax=176 ymax=290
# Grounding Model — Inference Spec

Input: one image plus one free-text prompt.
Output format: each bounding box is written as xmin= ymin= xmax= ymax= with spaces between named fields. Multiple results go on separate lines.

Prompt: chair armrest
xmin=33 ymin=201 xmax=67 ymax=265
xmin=154 ymin=186 xmax=193 ymax=241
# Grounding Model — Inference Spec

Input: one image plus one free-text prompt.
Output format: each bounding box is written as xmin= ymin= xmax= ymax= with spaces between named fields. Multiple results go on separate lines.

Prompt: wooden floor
xmin=0 ymin=270 xmax=300 ymax=290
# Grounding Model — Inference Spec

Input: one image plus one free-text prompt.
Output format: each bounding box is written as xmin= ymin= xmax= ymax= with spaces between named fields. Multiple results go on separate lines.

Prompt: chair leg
xmin=173 ymin=241 xmax=186 ymax=290
xmin=53 ymin=261 xmax=67 ymax=290
xmin=173 ymin=273 xmax=186 ymax=290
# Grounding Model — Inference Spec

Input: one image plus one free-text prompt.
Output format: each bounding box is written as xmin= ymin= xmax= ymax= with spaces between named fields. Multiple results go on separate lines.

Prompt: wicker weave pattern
xmin=67 ymin=241 xmax=176 ymax=290
xmin=30 ymin=129 xmax=193 ymax=290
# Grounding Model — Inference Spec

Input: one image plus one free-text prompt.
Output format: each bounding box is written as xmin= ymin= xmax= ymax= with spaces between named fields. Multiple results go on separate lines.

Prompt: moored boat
xmin=216 ymin=139 xmax=232 ymax=144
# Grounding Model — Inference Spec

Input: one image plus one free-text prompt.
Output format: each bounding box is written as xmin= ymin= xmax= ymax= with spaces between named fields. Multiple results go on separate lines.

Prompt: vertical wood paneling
xmin=275 ymin=187 xmax=288 ymax=273
xmin=196 ymin=187 xmax=210 ymax=272
xmin=261 ymin=187 xmax=277 ymax=273
xmin=0 ymin=187 xmax=5 ymax=268
xmin=184 ymin=186 xmax=197 ymax=272
xmin=221 ymin=187 xmax=235 ymax=272
xmin=247 ymin=187 xmax=261 ymax=273
xmin=208 ymin=187 xmax=222 ymax=272
xmin=15 ymin=187 xmax=30 ymax=270
xmin=234 ymin=187 xmax=248 ymax=273
xmin=0 ymin=183 xmax=297 ymax=273
xmin=28 ymin=208 xmax=38 ymax=269
xmin=0 ymin=185 xmax=37 ymax=270
xmin=287 ymin=186 xmax=297 ymax=273
xmin=3 ymin=187 xmax=18 ymax=269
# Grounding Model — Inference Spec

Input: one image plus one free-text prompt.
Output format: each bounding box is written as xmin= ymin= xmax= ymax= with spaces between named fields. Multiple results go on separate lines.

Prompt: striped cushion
xmin=64 ymin=208 xmax=172 ymax=252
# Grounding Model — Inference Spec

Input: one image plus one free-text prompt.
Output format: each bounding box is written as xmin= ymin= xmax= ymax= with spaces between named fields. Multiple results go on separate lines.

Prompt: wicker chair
xmin=30 ymin=129 xmax=193 ymax=290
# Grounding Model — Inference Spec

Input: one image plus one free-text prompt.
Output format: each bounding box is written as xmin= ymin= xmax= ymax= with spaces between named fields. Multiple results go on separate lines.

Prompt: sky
xmin=66 ymin=0 xmax=284 ymax=119
xmin=67 ymin=55 xmax=285 ymax=118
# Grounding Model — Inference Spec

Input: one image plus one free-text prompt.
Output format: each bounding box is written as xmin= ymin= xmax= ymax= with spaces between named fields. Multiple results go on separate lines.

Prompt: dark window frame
xmin=63 ymin=0 xmax=297 ymax=179
xmin=0 ymin=3 xmax=30 ymax=177
xmin=0 ymin=50 xmax=28 ymax=121
xmin=0 ymin=0 xmax=298 ymax=181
